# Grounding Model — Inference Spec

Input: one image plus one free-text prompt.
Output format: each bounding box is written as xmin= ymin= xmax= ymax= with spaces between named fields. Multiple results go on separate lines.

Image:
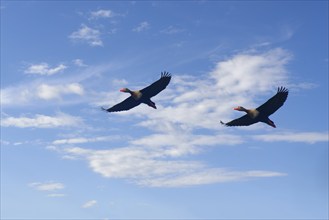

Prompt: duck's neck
xmin=240 ymin=107 xmax=249 ymax=113
xmin=125 ymin=88 xmax=133 ymax=95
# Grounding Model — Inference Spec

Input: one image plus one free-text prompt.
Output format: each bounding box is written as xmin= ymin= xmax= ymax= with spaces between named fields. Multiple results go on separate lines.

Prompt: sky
xmin=0 ymin=1 xmax=328 ymax=219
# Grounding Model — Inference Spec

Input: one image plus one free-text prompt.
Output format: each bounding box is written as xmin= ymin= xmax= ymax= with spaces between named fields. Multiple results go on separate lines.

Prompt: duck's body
xmin=129 ymin=90 xmax=143 ymax=100
xmin=220 ymin=87 xmax=289 ymax=128
xmin=102 ymin=72 xmax=171 ymax=112
xmin=242 ymin=108 xmax=259 ymax=119
xmin=123 ymin=89 xmax=156 ymax=109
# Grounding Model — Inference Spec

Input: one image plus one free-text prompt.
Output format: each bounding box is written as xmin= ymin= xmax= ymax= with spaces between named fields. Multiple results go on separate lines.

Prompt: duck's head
xmin=233 ymin=106 xmax=247 ymax=111
xmin=120 ymin=88 xmax=131 ymax=93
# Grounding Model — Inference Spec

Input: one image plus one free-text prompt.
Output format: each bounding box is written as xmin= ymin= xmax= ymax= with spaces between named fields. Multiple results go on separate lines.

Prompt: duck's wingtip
xmin=161 ymin=71 xmax=171 ymax=78
xmin=277 ymin=86 xmax=289 ymax=93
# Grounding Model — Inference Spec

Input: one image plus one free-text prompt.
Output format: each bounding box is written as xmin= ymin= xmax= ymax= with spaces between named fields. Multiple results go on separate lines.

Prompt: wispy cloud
xmin=0 ymin=140 xmax=10 ymax=146
xmin=52 ymin=135 xmax=122 ymax=145
xmin=139 ymin=169 xmax=286 ymax=187
xmin=64 ymin=146 xmax=286 ymax=187
xmin=160 ymin=25 xmax=185 ymax=34
xmin=253 ymin=132 xmax=329 ymax=144
xmin=29 ymin=181 xmax=65 ymax=191
xmin=1 ymin=113 xmax=83 ymax=128
xmin=1 ymin=62 xmax=116 ymax=107
xmin=69 ymin=24 xmax=103 ymax=46
xmin=278 ymin=24 xmax=298 ymax=42
xmin=89 ymin=8 xmax=124 ymax=20
xmin=287 ymin=82 xmax=318 ymax=91
xmin=90 ymin=9 xmax=115 ymax=19
xmin=132 ymin=21 xmax=150 ymax=32
xmin=24 ymin=63 xmax=67 ymax=76
xmin=112 ymin=78 xmax=128 ymax=86
xmin=72 ymin=59 xmax=88 ymax=67
xmin=130 ymin=133 xmax=243 ymax=157
xmin=82 ymin=200 xmax=97 ymax=208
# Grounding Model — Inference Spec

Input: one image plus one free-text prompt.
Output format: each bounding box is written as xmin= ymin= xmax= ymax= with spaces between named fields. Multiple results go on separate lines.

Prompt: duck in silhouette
xmin=220 ymin=87 xmax=289 ymax=128
xmin=102 ymin=72 xmax=171 ymax=112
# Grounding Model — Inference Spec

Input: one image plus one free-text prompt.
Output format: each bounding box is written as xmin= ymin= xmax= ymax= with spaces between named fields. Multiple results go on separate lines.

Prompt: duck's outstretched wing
xmin=256 ymin=87 xmax=289 ymax=116
xmin=220 ymin=114 xmax=258 ymax=127
xmin=140 ymin=72 xmax=171 ymax=98
xmin=102 ymin=96 xmax=140 ymax=112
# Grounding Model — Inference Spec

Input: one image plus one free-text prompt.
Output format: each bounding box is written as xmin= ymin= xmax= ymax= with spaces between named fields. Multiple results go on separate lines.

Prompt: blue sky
xmin=1 ymin=1 xmax=328 ymax=219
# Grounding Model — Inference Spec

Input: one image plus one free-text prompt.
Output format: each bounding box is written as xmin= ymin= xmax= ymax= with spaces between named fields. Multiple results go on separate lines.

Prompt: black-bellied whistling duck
xmin=102 ymin=72 xmax=171 ymax=112
xmin=220 ymin=87 xmax=289 ymax=128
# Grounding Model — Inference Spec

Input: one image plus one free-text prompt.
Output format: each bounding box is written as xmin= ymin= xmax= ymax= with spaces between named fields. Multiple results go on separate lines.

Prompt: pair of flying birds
xmin=102 ymin=72 xmax=289 ymax=128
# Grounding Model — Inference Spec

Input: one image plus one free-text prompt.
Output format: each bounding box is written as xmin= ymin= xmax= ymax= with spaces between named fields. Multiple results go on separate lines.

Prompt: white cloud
xmin=64 ymin=146 xmax=204 ymax=179
xmin=37 ymin=83 xmax=84 ymax=100
xmin=69 ymin=24 xmax=103 ymax=46
xmin=1 ymin=113 xmax=83 ymax=128
xmin=1 ymin=82 xmax=84 ymax=106
xmin=64 ymin=146 xmax=286 ymax=187
xmin=90 ymin=9 xmax=114 ymax=19
xmin=29 ymin=182 xmax=65 ymax=191
xmin=1 ymin=61 xmax=112 ymax=107
xmin=1 ymin=86 xmax=32 ymax=106
xmin=253 ymin=132 xmax=329 ymax=144
xmin=1 ymin=61 xmax=118 ymax=107
xmin=37 ymin=84 xmax=60 ymax=100
xmin=132 ymin=21 xmax=150 ymax=32
xmin=53 ymin=47 xmax=321 ymax=188
xmin=25 ymin=63 xmax=67 ymax=75
xmin=210 ymin=48 xmax=291 ymax=94
xmin=82 ymin=200 xmax=97 ymax=208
